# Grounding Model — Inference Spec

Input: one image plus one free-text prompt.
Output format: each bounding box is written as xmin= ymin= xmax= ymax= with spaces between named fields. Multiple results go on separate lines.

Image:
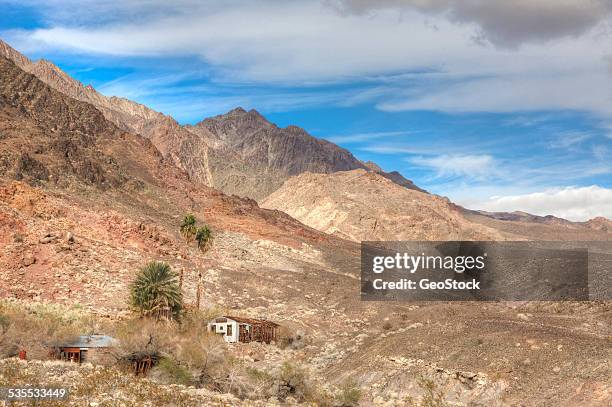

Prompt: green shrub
xmin=276 ymin=361 xmax=313 ymax=401
xmin=129 ymin=261 xmax=183 ymax=319
xmin=180 ymin=214 xmax=197 ymax=242
xmin=195 ymin=226 xmax=212 ymax=252
xmin=335 ymin=378 xmax=361 ymax=406
xmin=154 ymin=357 xmax=194 ymax=386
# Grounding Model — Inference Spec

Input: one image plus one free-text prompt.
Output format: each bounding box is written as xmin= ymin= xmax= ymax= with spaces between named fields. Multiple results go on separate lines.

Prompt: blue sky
xmin=1 ymin=0 xmax=611 ymax=220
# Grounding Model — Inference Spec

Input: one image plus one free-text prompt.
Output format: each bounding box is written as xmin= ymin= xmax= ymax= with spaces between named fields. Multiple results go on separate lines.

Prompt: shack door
xmin=239 ymin=324 xmax=252 ymax=343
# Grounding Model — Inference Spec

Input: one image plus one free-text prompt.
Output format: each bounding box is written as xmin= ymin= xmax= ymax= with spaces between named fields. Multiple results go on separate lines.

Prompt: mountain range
xmin=1 ymin=38 xmax=609 ymax=241
xmin=0 ymin=39 xmax=422 ymax=201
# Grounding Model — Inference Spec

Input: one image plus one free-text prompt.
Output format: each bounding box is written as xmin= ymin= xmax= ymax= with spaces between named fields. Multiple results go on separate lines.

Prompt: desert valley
xmin=0 ymin=38 xmax=611 ymax=406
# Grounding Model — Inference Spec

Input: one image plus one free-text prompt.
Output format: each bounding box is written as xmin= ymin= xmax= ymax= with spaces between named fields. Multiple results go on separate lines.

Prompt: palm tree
xmin=195 ymin=225 xmax=213 ymax=253
xmin=180 ymin=214 xmax=197 ymax=242
xmin=130 ymin=261 xmax=183 ymax=319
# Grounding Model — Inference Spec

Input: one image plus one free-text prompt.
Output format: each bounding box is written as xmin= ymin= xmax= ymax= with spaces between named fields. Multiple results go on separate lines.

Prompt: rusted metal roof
xmin=222 ymin=315 xmax=280 ymax=327
xmin=60 ymin=335 xmax=117 ymax=348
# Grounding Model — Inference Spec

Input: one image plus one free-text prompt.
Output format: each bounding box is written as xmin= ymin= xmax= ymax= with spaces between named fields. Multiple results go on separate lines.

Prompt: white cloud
xmin=5 ymin=0 xmax=610 ymax=116
xmin=466 ymin=185 xmax=612 ymax=221
xmin=377 ymin=69 xmax=612 ymax=115
xmin=410 ymin=154 xmax=496 ymax=180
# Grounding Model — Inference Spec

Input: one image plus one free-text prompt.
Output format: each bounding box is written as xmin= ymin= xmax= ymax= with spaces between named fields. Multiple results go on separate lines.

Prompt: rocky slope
xmin=469 ymin=210 xmax=612 ymax=232
xmin=263 ymin=169 xmax=612 ymax=242
xmin=0 ymin=40 xmax=170 ymax=139
xmin=262 ymin=169 xmax=505 ymax=241
xmin=0 ymin=38 xmax=222 ymax=188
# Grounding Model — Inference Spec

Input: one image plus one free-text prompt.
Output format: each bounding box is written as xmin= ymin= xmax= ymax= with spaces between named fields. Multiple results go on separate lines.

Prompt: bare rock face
xmin=194 ymin=108 xmax=368 ymax=176
xmin=0 ymin=39 xmax=216 ymax=186
xmin=0 ymin=39 xmax=170 ymax=139
xmin=263 ymin=169 xmax=612 ymax=241
xmin=185 ymin=108 xmax=370 ymax=200
xmin=0 ymin=56 xmax=131 ymax=189
xmin=262 ymin=169 xmax=503 ymax=241
xmin=188 ymin=108 xmax=424 ymax=200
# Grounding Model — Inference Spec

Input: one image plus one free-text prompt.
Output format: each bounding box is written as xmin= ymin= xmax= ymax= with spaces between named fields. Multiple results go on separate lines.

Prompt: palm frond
xmin=130 ymin=261 xmax=183 ymax=318
xmin=195 ymin=225 xmax=213 ymax=252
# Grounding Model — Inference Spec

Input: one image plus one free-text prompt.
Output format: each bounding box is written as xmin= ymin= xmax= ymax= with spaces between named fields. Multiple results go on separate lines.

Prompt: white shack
xmin=207 ymin=316 xmax=279 ymax=344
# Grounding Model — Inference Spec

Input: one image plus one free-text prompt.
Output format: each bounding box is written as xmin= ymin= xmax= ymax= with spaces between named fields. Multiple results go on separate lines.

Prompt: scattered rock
xmin=39 ymin=234 xmax=57 ymax=244
xmin=22 ymin=253 xmax=36 ymax=266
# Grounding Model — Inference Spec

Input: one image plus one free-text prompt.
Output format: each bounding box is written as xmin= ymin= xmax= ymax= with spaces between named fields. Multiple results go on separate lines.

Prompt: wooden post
xmin=196 ymin=271 xmax=202 ymax=310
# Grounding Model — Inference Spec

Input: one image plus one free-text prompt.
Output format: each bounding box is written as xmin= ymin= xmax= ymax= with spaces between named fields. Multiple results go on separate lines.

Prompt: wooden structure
xmin=147 ymin=306 xmax=173 ymax=321
xmin=126 ymin=353 xmax=159 ymax=376
xmin=59 ymin=347 xmax=82 ymax=363
xmin=55 ymin=335 xmax=116 ymax=364
xmin=208 ymin=316 xmax=279 ymax=344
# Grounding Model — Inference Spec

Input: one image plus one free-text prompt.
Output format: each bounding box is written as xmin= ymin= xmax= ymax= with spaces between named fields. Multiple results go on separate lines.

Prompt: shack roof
xmin=61 ymin=335 xmax=117 ymax=348
xmin=219 ymin=315 xmax=280 ymax=327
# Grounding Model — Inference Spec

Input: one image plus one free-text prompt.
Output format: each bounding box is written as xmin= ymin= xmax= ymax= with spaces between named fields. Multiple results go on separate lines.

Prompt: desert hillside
xmin=263 ymin=169 xmax=612 ymax=242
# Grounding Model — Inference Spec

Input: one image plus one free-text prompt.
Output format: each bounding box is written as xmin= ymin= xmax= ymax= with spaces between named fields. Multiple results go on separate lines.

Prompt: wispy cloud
xmin=325 ymin=131 xmax=413 ymax=144
xmin=592 ymin=144 xmax=611 ymax=161
xmin=409 ymin=154 xmax=496 ymax=180
xmin=97 ymin=72 xmax=205 ymax=99
xmin=376 ymin=69 xmax=612 ymax=116
xmin=599 ymin=122 xmax=612 ymax=139
xmin=548 ymin=131 xmax=591 ymax=149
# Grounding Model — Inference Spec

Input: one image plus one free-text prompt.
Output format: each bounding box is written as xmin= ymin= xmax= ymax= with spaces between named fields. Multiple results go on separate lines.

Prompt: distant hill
xmin=262 ymin=169 xmax=612 ymax=242
xmin=262 ymin=169 xmax=504 ymax=241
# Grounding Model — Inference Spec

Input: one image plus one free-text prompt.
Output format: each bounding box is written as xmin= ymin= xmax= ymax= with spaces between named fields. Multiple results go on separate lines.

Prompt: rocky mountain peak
xmin=200 ymin=107 xmax=274 ymax=131
xmin=262 ymin=169 xmax=501 ymax=241
xmin=228 ymin=106 xmax=247 ymax=115
xmin=363 ymin=160 xmax=383 ymax=172
xmin=34 ymin=58 xmax=61 ymax=71
xmin=363 ymin=160 xmax=425 ymax=192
